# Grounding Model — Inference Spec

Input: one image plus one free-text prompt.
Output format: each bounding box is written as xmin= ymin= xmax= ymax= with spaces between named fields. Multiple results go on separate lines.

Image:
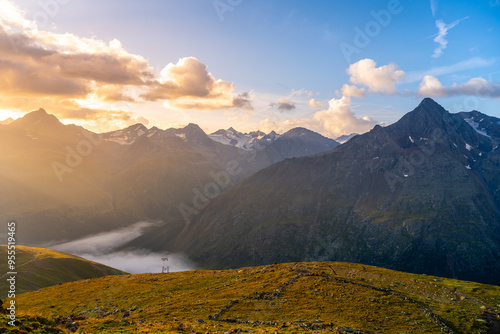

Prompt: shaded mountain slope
xmin=174 ymin=98 xmax=500 ymax=285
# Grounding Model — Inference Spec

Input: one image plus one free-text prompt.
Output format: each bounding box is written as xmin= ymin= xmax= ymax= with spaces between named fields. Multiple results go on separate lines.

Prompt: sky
xmin=0 ymin=0 xmax=499 ymax=138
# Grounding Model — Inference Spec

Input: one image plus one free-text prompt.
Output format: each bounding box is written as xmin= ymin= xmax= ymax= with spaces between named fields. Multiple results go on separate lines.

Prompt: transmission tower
xmin=161 ymin=257 xmax=169 ymax=273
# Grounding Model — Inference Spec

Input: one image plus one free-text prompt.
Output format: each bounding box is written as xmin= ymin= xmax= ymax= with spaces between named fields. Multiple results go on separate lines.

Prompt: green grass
xmin=3 ymin=261 xmax=500 ymax=333
xmin=0 ymin=245 xmax=128 ymax=298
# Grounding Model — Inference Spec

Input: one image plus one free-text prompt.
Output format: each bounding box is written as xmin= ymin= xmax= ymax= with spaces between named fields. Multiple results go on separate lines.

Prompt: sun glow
xmin=0 ymin=109 xmax=23 ymax=121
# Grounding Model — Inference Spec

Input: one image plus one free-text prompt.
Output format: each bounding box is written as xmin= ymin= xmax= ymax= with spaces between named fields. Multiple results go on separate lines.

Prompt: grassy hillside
xmin=3 ymin=262 xmax=500 ymax=333
xmin=0 ymin=245 xmax=128 ymax=297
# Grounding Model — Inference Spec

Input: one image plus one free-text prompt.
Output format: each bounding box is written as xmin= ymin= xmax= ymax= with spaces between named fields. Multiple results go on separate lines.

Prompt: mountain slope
xmin=8 ymin=262 xmax=500 ymax=333
xmin=174 ymin=98 xmax=500 ymax=285
xmin=0 ymin=110 xmax=222 ymax=245
xmin=0 ymin=117 xmax=14 ymax=125
xmin=459 ymin=110 xmax=500 ymax=141
xmin=0 ymin=109 xmax=340 ymax=247
xmin=260 ymin=127 xmax=340 ymax=163
xmin=0 ymin=245 xmax=127 ymax=297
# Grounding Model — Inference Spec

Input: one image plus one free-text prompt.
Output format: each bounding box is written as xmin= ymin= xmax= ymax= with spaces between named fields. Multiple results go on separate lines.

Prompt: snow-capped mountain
xmin=208 ymin=127 xmax=279 ymax=151
xmin=102 ymin=123 xmax=148 ymax=145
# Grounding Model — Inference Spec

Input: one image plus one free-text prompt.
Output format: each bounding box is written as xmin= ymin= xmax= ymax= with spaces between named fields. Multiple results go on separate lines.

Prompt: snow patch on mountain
xmin=464 ymin=118 xmax=491 ymax=138
xmin=209 ymin=128 xmax=277 ymax=151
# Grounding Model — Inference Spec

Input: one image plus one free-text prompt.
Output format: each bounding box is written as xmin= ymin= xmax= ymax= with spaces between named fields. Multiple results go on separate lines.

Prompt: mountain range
xmin=0 ymin=110 xmax=338 ymax=245
xmin=168 ymin=98 xmax=500 ymax=285
xmin=2 ymin=98 xmax=500 ymax=285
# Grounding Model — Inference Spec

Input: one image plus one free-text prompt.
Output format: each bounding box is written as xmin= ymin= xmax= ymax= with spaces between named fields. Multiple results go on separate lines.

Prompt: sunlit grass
xmin=3 ymin=261 xmax=499 ymax=333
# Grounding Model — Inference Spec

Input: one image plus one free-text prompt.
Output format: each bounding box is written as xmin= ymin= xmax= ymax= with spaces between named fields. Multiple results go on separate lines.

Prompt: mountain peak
xmin=129 ymin=123 xmax=148 ymax=131
xmin=34 ymin=107 xmax=48 ymax=115
xmin=184 ymin=123 xmax=204 ymax=131
xmin=416 ymin=98 xmax=447 ymax=116
xmin=12 ymin=108 xmax=62 ymax=129
xmin=0 ymin=117 xmax=14 ymax=125
xmin=419 ymin=97 xmax=439 ymax=107
xmin=385 ymin=98 xmax=448 ymax=142
xmin=162 ymin=123 xmax=211 ymax=146
xmin=282 ymin=127 xmax=313 ymax=138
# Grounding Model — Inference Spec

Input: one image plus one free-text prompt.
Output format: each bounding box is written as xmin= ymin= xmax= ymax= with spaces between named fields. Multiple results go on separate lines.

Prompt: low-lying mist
xmin=50 ymin=222 xmax=197 ymax=274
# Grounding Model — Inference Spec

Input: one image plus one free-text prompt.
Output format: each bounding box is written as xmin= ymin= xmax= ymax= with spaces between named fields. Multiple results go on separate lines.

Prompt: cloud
xmin=341 ymin=84 xmax=366 ymax=98
xmin=430 ymin=0 xmax=438 ymax=16
xmin=50 ymin=221 xmax=197 ymax=274
xmin=232 ymin=92 xmax=253 ymax=109
xmin=143 ymin=57 xmax=252 ymax=111
xmin=51 ymin=221 xmax=159 ymax=254
xmin=432 ymin=17 xmax=468 ymax=58
xmin=347 ymin=59 xmax=405 ymax=94
xmin=0 ymin=0 xmax=251 ymax=127
xmin=290 ymin=89 xmax=315 ymax=98
xmin=405 ymin=57 xmax=496 ymax=83
xmin=261 ymin=59 xmax=405 ymax=137
xmin=308 ymin=98 xmax=326 ymax=109
xmin=270 ymin=97 xmax=296 ymax=112
xmin=262 ymin=95 xmax=378 ymax=138
xmin=311 ymin=96 xmax=378 ymax=137
xmin=418 ymin=75 xmax=500 ymax=97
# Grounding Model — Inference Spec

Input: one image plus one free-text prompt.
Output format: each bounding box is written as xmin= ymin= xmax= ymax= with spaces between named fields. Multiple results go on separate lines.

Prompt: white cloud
xmin=308 ymin=98 xmax=326 ymax=109
xmin=405 ymin=57 xmax=496 ymax=83
xmin=418 ymin=75 xmax=500 ymax=97
xmin=347 ymin=59 xmax=405 ymax=94
xmin=430 ymin=0 xmax=438 ymax=16
xmin=341 ymin=84 xmax=366 ymax=98
xmin=290 ymin=88 xmax=316 ymax=99
xmin=261 ymin=95 xmax=378 ymax=138
xmin=418 ymin=75 xmax=448 ymax=96
xmin=432 ymin=17 xmax=468 ymax=58
xmin=144 ymin=57 xmax=252 ymax=111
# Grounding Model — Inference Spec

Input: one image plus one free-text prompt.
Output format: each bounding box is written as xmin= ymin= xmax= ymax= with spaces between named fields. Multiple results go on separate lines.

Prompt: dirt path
xmin=1 ymin=251 xmax=40 ymax=279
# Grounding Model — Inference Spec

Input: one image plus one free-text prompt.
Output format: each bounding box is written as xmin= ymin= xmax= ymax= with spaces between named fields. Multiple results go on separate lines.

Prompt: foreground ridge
xmin=3 ymin=262 xmax=500 ymax=333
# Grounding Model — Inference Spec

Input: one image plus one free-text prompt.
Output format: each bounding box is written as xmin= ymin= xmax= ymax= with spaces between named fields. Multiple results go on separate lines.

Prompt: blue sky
xmin=1 ymin=0 xmax=499 ymax=137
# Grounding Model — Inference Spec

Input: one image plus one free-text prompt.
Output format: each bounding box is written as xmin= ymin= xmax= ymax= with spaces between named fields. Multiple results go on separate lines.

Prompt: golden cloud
xmin=0 ymin=0 xmax=252 ymax=124
xmin=143 ymin=57 xmax=252 ymax=110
